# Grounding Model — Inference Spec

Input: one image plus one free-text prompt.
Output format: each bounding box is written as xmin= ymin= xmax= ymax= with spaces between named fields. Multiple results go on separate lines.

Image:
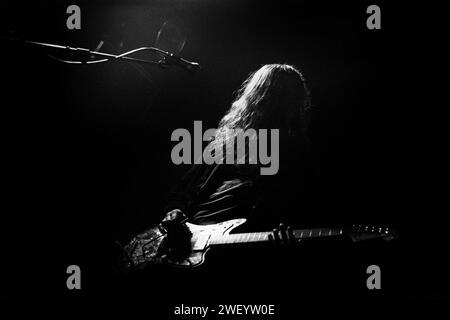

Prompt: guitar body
xmin=124 ymin=218 xmax=246 ymax=269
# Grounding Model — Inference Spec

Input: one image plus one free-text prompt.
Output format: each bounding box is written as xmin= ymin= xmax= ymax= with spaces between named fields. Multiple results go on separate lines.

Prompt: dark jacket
xmin=164 ymin=138 xmax=318 ymax=230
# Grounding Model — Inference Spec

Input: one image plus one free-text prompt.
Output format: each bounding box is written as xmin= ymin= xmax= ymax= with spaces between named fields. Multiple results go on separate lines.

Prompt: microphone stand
xmin=2 ymin=37 xmax=200 ymax=71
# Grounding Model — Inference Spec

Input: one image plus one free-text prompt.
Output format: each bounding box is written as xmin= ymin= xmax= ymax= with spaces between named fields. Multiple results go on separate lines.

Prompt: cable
xmin=47 ymin=54 xmax=109 ymax=64
xmin=47 ymin=46 xmax=167 ymax=66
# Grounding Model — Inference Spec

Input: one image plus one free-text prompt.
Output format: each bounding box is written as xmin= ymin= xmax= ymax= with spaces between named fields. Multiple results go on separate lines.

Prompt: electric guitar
xmin=122 ymin=218 xmax=398 ymax=269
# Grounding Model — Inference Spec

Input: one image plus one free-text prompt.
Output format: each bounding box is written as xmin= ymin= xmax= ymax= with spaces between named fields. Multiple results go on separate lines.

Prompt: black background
xmin=2 ymin=0 xmax=447 ymax=313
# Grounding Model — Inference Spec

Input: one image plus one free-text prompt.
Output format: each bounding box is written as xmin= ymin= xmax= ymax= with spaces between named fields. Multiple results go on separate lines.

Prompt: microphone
xmin=162 ymin=52 xmax=201 ymax=73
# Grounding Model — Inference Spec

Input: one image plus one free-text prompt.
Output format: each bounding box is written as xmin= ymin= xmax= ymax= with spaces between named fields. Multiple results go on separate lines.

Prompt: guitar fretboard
xmin=209 ymin=228 xmax=344 ymax=246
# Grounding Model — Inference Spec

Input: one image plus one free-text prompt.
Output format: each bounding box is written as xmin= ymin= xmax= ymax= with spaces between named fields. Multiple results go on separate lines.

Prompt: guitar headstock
xmin=348 ymin=224 xmax=399 ymax=242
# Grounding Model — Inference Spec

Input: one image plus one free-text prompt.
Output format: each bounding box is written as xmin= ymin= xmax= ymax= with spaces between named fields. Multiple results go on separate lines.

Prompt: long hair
xmin=210 ymin=64 xmax=311 ymax=156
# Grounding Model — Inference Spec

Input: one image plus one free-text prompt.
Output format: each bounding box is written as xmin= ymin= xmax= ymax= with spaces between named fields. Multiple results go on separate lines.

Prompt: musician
xmin=121 ymin=64 xmax=336 ymax=302
xmin=161 ymin=64 xmax=316 ymax=251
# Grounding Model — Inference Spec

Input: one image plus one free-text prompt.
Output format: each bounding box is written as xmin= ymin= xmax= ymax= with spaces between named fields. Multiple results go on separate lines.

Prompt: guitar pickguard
xmin=170 ymin=218 xmax=247 ymax=267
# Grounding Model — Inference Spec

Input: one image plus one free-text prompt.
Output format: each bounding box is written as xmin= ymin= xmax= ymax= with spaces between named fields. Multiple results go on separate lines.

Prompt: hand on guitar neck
xmin=269 ymin=223 xmax=302 ymax=247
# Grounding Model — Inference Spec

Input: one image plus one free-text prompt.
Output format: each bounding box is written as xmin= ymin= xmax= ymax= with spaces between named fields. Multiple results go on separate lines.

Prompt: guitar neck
xmin=209 ymin=227 xmax=344 ymax=246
